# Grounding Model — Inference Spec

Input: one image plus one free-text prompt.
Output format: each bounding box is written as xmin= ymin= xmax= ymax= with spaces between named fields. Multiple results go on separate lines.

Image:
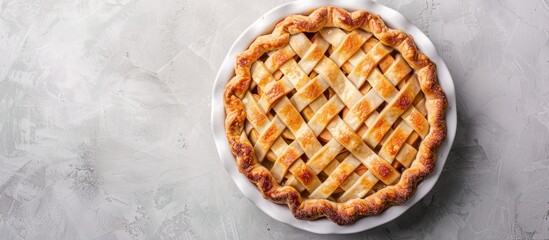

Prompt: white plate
xmin=211 ymin=0 xmax=457 ymax=234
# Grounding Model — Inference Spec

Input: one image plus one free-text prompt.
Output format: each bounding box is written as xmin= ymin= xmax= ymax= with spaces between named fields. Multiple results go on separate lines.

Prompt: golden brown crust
xmin=223 ymin=6 xmax=448 ymax=225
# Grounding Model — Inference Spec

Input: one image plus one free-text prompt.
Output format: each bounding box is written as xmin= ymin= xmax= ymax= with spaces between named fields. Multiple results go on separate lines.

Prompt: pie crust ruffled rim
xmin=222 ymin=6 xmax=448 ymax=225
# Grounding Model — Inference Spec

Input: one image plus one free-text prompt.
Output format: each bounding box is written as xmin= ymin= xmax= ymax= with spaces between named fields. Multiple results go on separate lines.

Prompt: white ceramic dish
xmin=211 ymin=0 xmax=457 ymax=234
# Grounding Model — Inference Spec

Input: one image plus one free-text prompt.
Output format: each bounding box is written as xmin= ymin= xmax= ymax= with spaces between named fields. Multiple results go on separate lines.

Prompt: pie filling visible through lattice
xmin=224 ymin=6 xmax=447 ymax=225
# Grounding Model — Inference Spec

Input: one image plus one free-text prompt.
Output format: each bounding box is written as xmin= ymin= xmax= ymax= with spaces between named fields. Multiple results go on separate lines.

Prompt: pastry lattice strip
xmin=248 ymin=31 xmax=424 ymax=201
xmin=258 ymin=33 xmax=400 ymax=196
xmin=244 ymin=28 xmax=430 ymax=202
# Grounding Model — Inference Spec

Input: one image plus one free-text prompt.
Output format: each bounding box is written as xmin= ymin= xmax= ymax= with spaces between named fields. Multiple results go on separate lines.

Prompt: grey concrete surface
xmin=0 ymin=0 xmax=548 ymax=239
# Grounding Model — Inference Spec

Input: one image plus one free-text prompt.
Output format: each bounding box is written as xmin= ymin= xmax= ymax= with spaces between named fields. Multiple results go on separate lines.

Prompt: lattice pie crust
xmin=223 ymin=6 xmax=447 ymax=225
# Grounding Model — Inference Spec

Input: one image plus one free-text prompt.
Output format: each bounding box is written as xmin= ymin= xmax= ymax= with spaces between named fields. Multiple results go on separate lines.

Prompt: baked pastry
xmin=223 ymin=6 xmax=447 ymax=225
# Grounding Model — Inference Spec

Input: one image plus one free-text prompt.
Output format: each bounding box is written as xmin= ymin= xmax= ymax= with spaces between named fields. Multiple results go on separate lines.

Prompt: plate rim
xmin=211 ymin=0 xmax=457 ymax=234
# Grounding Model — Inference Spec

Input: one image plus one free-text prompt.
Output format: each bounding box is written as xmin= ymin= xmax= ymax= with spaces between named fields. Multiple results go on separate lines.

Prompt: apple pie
xmin=223 ymin=6 xmax=447 ymax=225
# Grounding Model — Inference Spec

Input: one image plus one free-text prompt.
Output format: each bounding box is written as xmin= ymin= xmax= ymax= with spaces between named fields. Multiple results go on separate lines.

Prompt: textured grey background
xmin=0 ymin=0 xmax=548 ymax=239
